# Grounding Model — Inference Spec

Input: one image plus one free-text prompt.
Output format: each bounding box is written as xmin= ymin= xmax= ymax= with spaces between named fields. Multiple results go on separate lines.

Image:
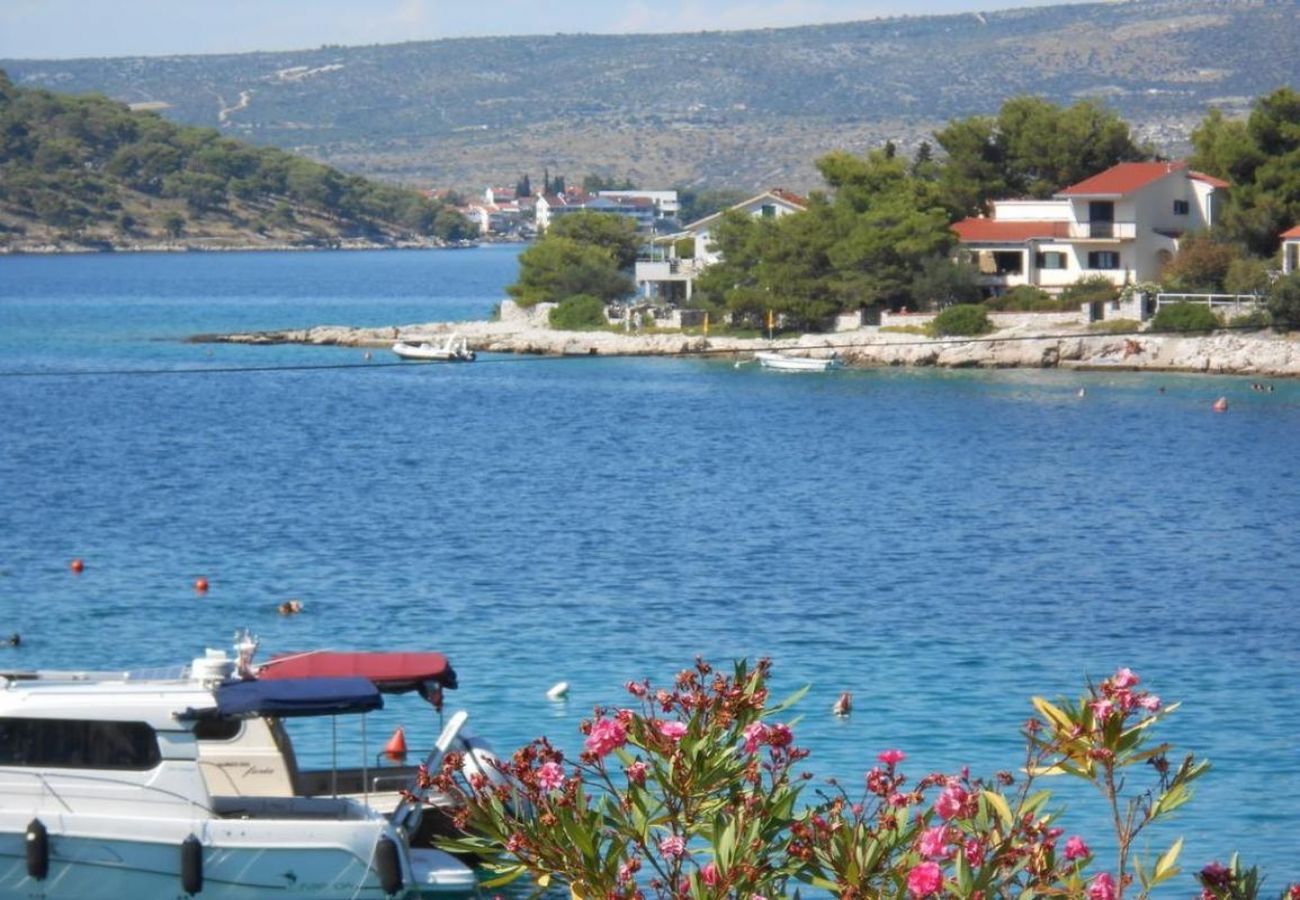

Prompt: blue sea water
xmin=2 ymin=246 xmax=1299 ymax=889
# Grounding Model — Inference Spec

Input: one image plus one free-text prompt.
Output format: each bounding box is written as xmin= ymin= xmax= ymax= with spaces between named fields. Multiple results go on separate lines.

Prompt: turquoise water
xmin=2 ymin=246 xmax=1298 ymax=888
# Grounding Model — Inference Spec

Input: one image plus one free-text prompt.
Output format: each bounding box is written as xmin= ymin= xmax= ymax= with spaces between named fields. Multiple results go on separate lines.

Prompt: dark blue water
xmin=2 ymin=247 xmax=1298 ymax=888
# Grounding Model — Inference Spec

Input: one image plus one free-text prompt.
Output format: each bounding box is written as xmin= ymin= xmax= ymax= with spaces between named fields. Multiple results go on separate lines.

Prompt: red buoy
xmin=384 ymin=726 xmax=407 ymax=760
xmin=69 ymin=558 xmax=84 ymax=574
xmin=194 ymin=577 xmax=209 ymax=593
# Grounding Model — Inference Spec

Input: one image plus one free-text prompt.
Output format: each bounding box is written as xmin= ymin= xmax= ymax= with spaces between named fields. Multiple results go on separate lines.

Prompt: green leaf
xmin=1155 ymin=836 xmax=1184 ymax=879
xmin=982 ymin=789 xmax=1013 ymax=828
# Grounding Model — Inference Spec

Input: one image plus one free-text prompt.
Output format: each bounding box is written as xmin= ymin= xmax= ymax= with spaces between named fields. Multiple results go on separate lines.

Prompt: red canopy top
xmin=258 ymin=651 xmax=457 ymax=693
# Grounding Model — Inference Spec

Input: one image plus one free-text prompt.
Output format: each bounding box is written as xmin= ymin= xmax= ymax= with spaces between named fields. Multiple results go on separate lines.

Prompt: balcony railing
xmin=1066 ymin=221 xmax=1136 ymax=240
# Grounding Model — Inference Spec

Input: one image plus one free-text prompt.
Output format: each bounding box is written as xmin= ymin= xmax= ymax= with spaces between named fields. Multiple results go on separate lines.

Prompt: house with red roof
xmin=1282 ymin=225 xmax=1300 ymax=275
xmin=634 ymin=188 xmax=808 ymax=304
xmin=952 ymin=161 xmax=1230 ymax=296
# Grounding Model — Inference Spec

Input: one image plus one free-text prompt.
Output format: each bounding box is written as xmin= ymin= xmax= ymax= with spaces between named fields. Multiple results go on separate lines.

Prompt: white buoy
xmin=546 ymin=681 xmax=570 ymax=701
xmin=1077 ymin=387 xmax=1086 ymax=398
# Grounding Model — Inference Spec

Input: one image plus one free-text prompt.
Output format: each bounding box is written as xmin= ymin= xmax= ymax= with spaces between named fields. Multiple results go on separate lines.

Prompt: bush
xmin=1268 ymin=271 xmax=1300 ymax=331
xmin=984 ymin=285 xmax=1076 ymax=311
xmin=1150 ymin=302 xmax=1221 ymax=333
xmin=548 ymin=294 xmax=609 ymax=330
xmin=1059 ymin=275 xmax=1119 ymax=306
xmin=931 ymin=303 xmax=993 ymax=336
xmin=1088 ymin=318 xmax=1143 ymax=333
xmin=1228 ymin=308 xmax=1272 ymax=329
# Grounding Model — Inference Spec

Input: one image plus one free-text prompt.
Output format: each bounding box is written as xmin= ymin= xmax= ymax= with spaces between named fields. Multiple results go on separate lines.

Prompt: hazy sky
xmin=1 ymin=0 xmax=1077 ymax=60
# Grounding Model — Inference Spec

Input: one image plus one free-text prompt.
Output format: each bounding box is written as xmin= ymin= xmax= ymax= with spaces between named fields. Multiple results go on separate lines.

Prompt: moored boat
xmin=392 ymin=333 xmax=476 ymax=362
xmin=754 ymin=350 xmax=843 ymax=372
xmin=0 ymin=638 xmax=483 ymax=898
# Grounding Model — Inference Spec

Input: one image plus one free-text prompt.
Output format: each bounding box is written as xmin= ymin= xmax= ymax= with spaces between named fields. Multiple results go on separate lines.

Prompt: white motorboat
xmin=391 ymin=333 xmax=476 ymax=362
xmin=0 ymin=639 xmax=481 ymax=898
xmin=754 ymin=350 xmax=844 ymax=372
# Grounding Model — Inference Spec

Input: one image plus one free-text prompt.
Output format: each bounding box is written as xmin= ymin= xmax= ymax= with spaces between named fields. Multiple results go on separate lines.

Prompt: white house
xmin=597 ymin=190 xmax=680 ymax=221
xmin=634 ymin=188 xmax=808 ymax=304
xmin=952 ymin=161 xmax=1230 ymax=295
xmin=534 ymin=192 xmax=656 ymax=233
xmin=1282 ymin=225 xmax=1300 ymax=274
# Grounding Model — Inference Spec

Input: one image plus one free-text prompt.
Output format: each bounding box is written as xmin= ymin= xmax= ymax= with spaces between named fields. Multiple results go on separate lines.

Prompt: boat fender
xmin=374 ymin=835 xmax=404 ymax=896
xmin=26 ymin=819 xmax=49 ymax=880
xmin=180 ymin=833 xmax=203 ymax=895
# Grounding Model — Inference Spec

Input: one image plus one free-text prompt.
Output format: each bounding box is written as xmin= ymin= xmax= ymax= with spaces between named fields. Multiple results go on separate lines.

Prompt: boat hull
xmin=755 ymin=351 xmax=843 ymax=372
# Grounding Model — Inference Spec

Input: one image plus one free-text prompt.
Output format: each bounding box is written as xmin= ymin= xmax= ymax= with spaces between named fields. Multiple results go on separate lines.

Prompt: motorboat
xmin=0 ymin=636 xmax=484 ymax=898
xmin=754 ymin=350 xmax=844 ymax=372
xmin=391 ymin=333 xmax=476 ymax=362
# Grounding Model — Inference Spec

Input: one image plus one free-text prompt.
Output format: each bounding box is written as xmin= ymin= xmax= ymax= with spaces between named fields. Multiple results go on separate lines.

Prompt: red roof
xmin=770 ymin=188 xmax=808 ymax=208
xmin=1190 ymin=170 xmax=1231 ymax=189
xmin=952 ymin=218 xmax=1070 ymax=242
xmin=1281 ymin=225 xmax=1300 ymax=239
xmin=1058 ymin=161 xmax=1188 ymax=197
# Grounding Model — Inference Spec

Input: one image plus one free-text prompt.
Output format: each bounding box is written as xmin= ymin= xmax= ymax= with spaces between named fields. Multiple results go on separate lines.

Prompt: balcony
xmin=1066 ymin=221 xmax=1136 ymax=241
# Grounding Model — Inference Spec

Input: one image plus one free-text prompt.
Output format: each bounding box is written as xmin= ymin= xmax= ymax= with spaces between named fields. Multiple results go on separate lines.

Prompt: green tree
xmin=934 ymin=97 xmax=1149 ymax=216
xmin=1160 ymin=233 xmax=1240 ymax=292
xmin=507 ymin=236 xmax=631 ymax=307
xmin=163 ymin=211 xmax=185 ymax=237
xmin=1267 ymin=269 xmax=1300 ymax=330
xmin=549 ymin=210 xmax=641 ymax=270
xmin=908 ymin=255 xmax=982 ymax=310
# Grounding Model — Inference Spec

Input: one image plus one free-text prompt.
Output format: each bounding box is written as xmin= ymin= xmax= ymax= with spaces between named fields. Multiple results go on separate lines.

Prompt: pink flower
xmin=878 ymin=749 xmax=906 ymax=766
xmin=1112 ymin=667 xmax=1139 ymax=689
xmin=625 ymin=760 xmax=648 ymax=786
xmin=918 ymin=825 xmax=950 ymax=859
xmin=935 ymin=785 xmax=968 ymax=820
xmin=625 ymin=680 xmax=647 ymax=697
xmin=658 ymin=835 xmax=687 ymax=859
xmin=1090 ymin=698 xmax=1115 ymax=722
xmin=701 ymin=862 xmax=719 ymax=887
xmin=658 ymin=720 xmax=688 ymax=741
xmin=743 ymin=722 xmax=767 ymax=753
xmin=907 ymin=861 xmax=944 ymax=897
xmin=1089 ymin=872 xmax=1117 ymax=900
xmin=506 ymin=832 xmax=524 ymax=853
xmin=1064 ymin=835 xmax=1091 ymax=861
xmin=585 ymin=717 xmax=628 ymax=757
xmin=537 ymin=761 xmax=565 ymax=791
xmin=1139 ymin=694 xmax=1162 ymax=712
xmin=767 ymin=722 xmax=793 ymax=748
xmin=963 ymin=837 xmax=985 ymax=867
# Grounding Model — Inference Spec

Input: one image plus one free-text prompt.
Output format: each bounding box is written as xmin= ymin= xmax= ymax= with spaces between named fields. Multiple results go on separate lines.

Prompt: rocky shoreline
xmin=195 ymin=315 xmax=1300 ymax=378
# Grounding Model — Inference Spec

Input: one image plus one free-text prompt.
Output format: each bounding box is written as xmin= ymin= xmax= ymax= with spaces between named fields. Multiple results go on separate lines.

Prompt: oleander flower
xmin=878 ymin=748 xmax=906 ymax=766
xmin=1089 ymin=872 xmax=1117 ymax=900
xmin=1090 ymin=698 xmax=1115 ymax=722
xmin=918 ymin=825 xmax=950 ymax=860
xmin=701 ymin=862 xmax=719 ymax=887
xmin=658 ymin=720 xmax=688 ymax=741
xmin=907 ymin=861 xmax=944 ymax=897
xmin=935 ymin=784 xmax=968 ymax=820
xmin=585 ymin=716 xmax=628 ymax=757
xmin=625 ymin=759 xmax=648 ymax=786
xmin=537 ymin=761 xmax=565 ymax=791
xmin=1064 ymin=835 xmax=1091 ymax=861
xmin=1112 ymin=667 xmax=1139 ymax=689
xmin=658 ymin=835 xmax=687 ymax=859
xmin=743 ymin=721 xmax=767 ymax=753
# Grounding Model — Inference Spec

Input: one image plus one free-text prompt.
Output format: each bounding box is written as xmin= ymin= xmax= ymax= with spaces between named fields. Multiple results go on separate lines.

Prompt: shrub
xmin=1268 ymin=271 xmax=1300 ymax=331
xmin=548 ymin=294 xmax=609 ymax=330
xmin=1088 ymin=318 xmax=1143 ymax=333
xmin=984 ymin=285 xmax=1076 ymax=311
xmin=1228 ymin=308 xmax=1272 ymax=329
xmin=1151 ymin=302 xmax=1221 ymax=333
xmin=931 ymin=303 xmax=993 ymax=336
xmin=1059 ymin=275 xmax=1120 ymax=306
xmin=431 ymin=659 xmax=1298 ymax=900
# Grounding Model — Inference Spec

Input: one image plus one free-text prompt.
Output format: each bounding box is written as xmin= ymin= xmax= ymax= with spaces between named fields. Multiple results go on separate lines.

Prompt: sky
xmin=0 ymin=0 xmax=1077 ymax=60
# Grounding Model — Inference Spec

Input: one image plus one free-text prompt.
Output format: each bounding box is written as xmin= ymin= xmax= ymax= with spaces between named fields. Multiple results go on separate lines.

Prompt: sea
xmin=2 ymin=244 xmax=1298 ymax=890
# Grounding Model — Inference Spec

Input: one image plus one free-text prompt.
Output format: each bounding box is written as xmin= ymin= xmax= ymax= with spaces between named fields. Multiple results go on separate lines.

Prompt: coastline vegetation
xmin=432 ymin=659 xmax=1297 ymax=900
xmin=0 ymin=69 xmax=472 ymax=250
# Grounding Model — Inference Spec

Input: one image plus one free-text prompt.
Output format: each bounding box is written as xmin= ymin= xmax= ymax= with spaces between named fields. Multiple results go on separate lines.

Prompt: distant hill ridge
xmin=3 ymin=0 xmax=1298 ymax=190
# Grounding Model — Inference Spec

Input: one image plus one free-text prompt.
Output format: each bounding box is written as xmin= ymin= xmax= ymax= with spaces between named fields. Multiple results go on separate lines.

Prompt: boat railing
xmin=2 ymin=766 xmax=216 ymax=816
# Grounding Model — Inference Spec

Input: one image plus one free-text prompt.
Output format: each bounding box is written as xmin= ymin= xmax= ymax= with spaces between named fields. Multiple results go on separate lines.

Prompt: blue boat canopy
xmin=181 ymin=676 xmax=384 ymax=720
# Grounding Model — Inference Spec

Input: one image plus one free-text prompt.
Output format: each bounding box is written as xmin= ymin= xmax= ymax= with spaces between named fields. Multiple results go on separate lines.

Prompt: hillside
xmin=2 ymin=1 xmax=1297 ymax=191
xmin=0 ymin=71 xmax=472 ymax=253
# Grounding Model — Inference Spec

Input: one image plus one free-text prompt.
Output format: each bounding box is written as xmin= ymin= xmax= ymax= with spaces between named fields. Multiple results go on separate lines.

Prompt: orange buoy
xmin=70 ymin=558 xmax=84 ymax=574
xmin=194 ymin=577 xmax=209 ymax=593
xmin=1212 ymin=396 xmax=1228 ymax=413
xmin=384 ymin=726 xmax=407 ymax=760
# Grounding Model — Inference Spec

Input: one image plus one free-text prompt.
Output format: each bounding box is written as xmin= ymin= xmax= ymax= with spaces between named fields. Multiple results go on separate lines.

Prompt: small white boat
xmin=0 ymin=636 xmax=484 ymax=898
xmin=392 ymin=333 xmax=476 ymax=362
xmin=755 ymin=351 xmax=844 ymax=372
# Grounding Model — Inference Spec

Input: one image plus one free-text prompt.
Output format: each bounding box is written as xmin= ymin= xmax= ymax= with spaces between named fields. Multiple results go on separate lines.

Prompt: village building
xmin=951 ymin=161 xmax=1230 ymax=296
xmin=1282 ymin=225 xmax=1300 ymax=274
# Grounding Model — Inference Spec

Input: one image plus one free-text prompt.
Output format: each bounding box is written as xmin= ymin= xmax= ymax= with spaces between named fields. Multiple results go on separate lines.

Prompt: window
xmin=1087 ymin=251 xmax=1121 ymax=270
xmin=1173 ymin=200 xmax=1189 ymax=215
xmin=992 ymin=251 xmax=1023 ymax=275
xmin=194 ymin=717 xmax=243 ymax=742
xmin=759 ymin=204 xmax=776 ymax=218
xmin=0 ymin=718 xmax=161 ymax=770
xmin=1036 ymin=251 xmax=1067 ymax=270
